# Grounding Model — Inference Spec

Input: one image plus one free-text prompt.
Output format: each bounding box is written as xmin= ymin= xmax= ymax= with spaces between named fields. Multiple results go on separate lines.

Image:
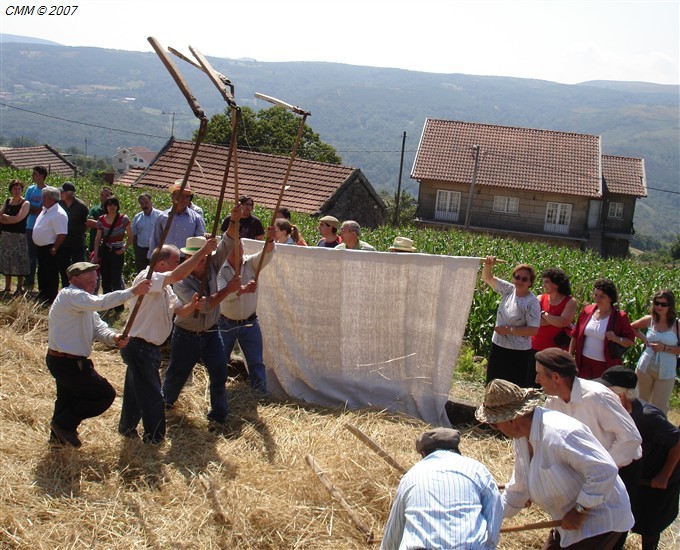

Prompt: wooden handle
xmin=255 ymin=92 xmax=310 ymax=116
xmin=304 ymin=453 xmax=376 ymax=544
xmin=344 ymin=424 xmax=407 ymax=474
xmin=500 ymin=519 xmax=561 ymax=533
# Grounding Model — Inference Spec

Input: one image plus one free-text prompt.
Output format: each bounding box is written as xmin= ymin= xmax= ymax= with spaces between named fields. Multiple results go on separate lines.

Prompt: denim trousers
xmin=162 ymin=325 xmax=229 ymax=422
xmin=46 ymin=354 xmax=116 ymax=431
xmin=220 ymin=316 xmax=267 ymax=392
xmin=119 ymin=337 xmax=165 ymax=443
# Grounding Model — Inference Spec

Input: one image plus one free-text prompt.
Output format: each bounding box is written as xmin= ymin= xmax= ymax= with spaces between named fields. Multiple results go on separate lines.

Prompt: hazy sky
xmin=2 ymin=0 xmax=678 ymax=84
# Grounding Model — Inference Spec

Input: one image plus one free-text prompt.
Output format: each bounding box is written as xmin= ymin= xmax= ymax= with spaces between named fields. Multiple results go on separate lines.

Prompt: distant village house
xmin=412 ymin=119 xmax=646 ymax=258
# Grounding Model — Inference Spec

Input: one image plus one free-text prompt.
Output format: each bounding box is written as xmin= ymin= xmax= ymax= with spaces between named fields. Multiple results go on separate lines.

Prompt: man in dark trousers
xmin=57 ymin=181 xmax=90 ymax=288
xmin=46 ymin=262 xmax=151 ymax=447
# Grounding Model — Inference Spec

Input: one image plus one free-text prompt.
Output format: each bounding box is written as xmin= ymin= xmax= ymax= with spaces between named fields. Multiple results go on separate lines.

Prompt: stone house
xmin=412 ymin=119 xmax=646 ymax=257
xmin=115 ymin=138 xmax=386 ymax=228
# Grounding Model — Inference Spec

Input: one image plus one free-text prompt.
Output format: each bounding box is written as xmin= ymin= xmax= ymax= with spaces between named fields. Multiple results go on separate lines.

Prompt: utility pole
xmin=163 ymin=111 xmax=176 ymax=136
xmin=464 ymin=145 xmax=481 ymax=229
xmin=394 ymin=131 xmax=407 ymax=226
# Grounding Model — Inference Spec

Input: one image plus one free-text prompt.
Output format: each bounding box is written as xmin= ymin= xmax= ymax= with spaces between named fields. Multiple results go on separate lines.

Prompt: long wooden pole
xmin=122 ymin=37 xmax=208 ymax=339
xmin=304 ymin=454 xmax=376 ymax=544
xmin=500 ymin=519 xmax=561 ymax=533
xmin=344 ymin=424 xmax=407 ymax=475
xmin=253 ymin=93 xmax=310 ymax=282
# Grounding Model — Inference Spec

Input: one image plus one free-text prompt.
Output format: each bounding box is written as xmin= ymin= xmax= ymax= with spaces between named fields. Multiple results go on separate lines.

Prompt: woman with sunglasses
xmin=631 ymin=290 xmax=678 ymax=414
xmin=569 ymin=278 xmax=635 ymax=380
xmin=481 ymin=257 xmax=540 ymax=386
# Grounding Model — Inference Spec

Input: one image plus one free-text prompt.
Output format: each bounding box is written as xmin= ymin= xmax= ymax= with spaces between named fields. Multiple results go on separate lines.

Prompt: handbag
xmin=554 ymin=324 xmax=574 ymax=349
xmin=92 ymin=213 xmax=119 ymax=262
xmin=606 ymin=307 xmax=629 ymax=359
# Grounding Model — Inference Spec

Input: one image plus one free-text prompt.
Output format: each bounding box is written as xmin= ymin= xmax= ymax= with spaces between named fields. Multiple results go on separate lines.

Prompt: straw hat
xmin=180 ymin=236 xmax=216 ymax=256
xmin=389 ymin=236 xmax=416 ymax=252
xmin=168 ymin=179 xmax=192 ymax=194
xmin=475 ymin=379 xmax=542 ymax=424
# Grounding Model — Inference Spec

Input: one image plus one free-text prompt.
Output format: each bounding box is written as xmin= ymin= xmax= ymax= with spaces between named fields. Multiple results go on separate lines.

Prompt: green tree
xmin=197 ymin=106 xmax=341 ymax=164
xmin=670 ymin=234 xmax=680 ymax=260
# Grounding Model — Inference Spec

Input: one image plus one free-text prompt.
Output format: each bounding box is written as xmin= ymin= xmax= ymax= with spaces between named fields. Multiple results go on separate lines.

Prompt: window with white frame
xmin=608 ymin=202 xmax=624 ymax=219
xmin=493 ymin=195 xmax=519 ymax=214
xmin=434 ymin=190 xmax=461 ymax=222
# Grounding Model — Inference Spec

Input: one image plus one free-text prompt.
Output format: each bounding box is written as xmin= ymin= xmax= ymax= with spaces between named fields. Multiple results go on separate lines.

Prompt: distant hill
xmin=0 ymin=33 xmax=61 ymax=46
xmin=0 ymin=38 xmax=677 ymax=242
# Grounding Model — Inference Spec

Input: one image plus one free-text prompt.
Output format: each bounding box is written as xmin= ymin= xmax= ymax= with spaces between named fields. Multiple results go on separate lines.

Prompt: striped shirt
xmin=502 ymin=407 xmax=634 ymax=547
xmin=381 ymin=450 xmax=502 ymax=550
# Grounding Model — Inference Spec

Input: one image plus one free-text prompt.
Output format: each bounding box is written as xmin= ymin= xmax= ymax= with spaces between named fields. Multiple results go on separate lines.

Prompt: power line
xmin=0 ymin=101 xmax=170 ymax=140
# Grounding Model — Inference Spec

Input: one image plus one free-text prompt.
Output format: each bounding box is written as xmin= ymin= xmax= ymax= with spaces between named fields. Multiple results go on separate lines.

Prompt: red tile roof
xmin=412 ymin=119 xmax=602 ymax=198
xmin=119 ymin=139 xmax=358 ymax=214
xmin=0 ymin=144 xmax=76 ymax=177
xmin=601 ymin=155 xmax=647 ymax=197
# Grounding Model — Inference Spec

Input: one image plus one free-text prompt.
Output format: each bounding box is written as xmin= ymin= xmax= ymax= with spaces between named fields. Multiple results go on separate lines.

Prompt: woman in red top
xmin=93 ymin=196 xmax=132 ymax=313
xmin=527 ymin=268 xmax=577 ymax=385
xmin=569 ymin=278 xmax=635 ymax=380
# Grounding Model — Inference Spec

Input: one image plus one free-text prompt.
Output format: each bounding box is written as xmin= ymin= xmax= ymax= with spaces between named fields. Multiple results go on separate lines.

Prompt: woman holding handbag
xmin=631 ymin=289 xmax=679 ymax=414
xmin=569 ymin=278 xmax=635 ymax=380
xmin=527 ymin=268 xmax=577 ymax=385
xmin=92 ymin=196 xmax=132 ymax=314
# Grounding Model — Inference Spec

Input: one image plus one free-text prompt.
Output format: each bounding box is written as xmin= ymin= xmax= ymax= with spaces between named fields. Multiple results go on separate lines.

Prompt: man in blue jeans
xmin=118 ymin=238 xmax=218 ymax=444
xmin=217 ymin=208 xmax=275 ymax=393
xmin=162 ymin=225 xmax=245 ymax=428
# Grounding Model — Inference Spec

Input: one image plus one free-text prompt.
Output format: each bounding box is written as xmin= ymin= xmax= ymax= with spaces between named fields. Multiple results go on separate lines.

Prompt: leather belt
xmin=48 ymin=349 xmax=87 ymax=360
xmin=221 ymin=312 xmax=257 ymax=325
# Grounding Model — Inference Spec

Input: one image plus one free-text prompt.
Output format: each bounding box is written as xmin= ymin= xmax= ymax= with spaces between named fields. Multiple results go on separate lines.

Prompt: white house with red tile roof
xmin=412 ymin=119 xmax=646 ymax=257
xmin=113 ymin=146 xmax=158 ymax=174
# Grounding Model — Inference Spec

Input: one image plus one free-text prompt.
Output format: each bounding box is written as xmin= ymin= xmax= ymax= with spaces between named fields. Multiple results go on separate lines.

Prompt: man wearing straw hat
xmin=147 ymin=180 xmax=206 ymax=260
xmin=475 ymin=379 xmax=633 ymax=549
xmin=388 ymin=236 xmax=416 ymax=253
xmin=534 ymin=347 xmax=642 ymax=468
xmin=381 ymin=427 xmax=502 ymax=549
xmin=117 ymin=238 xmax=218 ymax=444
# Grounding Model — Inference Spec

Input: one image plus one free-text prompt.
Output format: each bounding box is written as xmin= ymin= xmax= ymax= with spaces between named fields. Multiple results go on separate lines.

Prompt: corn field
xmin=4 ymin=168 xmax=678 ymax=366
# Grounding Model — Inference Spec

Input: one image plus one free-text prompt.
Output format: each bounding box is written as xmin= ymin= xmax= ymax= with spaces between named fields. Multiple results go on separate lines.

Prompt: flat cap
xmin=535 ymin=347 xmax=577 ymax=376
xmin=319 ymin=215 xmax=340 ymax=229
xmin=67 ymin=262 xmax=99 ymax=278
xmin=594 ymin=366 xmax=637 ymax=389
xmin=415 ymin=427 xmax=461 ymax=454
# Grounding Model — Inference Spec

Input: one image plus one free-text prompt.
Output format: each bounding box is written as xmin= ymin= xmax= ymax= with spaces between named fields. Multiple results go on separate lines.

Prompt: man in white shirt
xmin=118 ymin=238 xmax=218 ymax=444
xmin=217 ymin=206 xmax=275 ymax=392
xmin=381 ymin=428 xmax=502 ymax=550
xmin=32 ymin=186 xmax=68 ymax=305
xmin=534 ymin=347 xmax=642 ymax=468
xmin=46 ymin=262 xmax=151 ymax=447
xmin=476 ymin=379 xmax=634 ymax=549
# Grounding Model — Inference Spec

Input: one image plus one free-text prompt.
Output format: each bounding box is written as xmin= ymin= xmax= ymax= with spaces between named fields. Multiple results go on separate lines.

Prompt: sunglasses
xmin=653 ymin=300 xmax=669 ymax=307
xmin=513 ymin=274 xmax=530 ymax=283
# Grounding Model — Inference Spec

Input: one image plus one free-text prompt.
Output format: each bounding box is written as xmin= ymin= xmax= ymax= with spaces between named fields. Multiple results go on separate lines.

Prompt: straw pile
xmin=0 ymin=296 xmax=675 ymax=549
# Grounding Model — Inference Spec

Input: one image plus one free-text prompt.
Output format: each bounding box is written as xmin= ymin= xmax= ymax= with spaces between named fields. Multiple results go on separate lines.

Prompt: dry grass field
xmin=0 ymin=295 xmax=677 ymax=549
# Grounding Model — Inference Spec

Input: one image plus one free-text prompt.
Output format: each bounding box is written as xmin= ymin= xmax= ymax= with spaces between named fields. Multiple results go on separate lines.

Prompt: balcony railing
xmin=424 ymin=211 xmax=587 ymax=239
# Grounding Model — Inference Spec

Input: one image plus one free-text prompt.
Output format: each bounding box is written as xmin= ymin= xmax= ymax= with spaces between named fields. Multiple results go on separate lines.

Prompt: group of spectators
xmin=383 ymin=259 xmax=678 ymax=549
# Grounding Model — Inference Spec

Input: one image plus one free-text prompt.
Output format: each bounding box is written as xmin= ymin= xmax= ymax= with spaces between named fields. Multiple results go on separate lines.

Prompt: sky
xmin=1 ymin=0 xmax=679 ymax=85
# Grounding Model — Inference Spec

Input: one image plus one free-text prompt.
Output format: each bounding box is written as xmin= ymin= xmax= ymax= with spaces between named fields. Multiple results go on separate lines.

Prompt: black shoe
xmin=50 ymin=422 xmax=82 ymax=448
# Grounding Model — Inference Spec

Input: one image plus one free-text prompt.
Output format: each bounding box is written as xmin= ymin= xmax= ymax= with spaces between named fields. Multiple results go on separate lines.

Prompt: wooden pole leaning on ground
xmin=122 ymin=36 xmax=209 ymax=339
xmin=344 ymin=423 xmax=408 ymax=475
xmin=304 ymin=453 xmax=377 ymax=545
xmin=252 ymin=92 xmax=310 ymax=282
xmin=500 ymin=519 xmax=561 ymax=533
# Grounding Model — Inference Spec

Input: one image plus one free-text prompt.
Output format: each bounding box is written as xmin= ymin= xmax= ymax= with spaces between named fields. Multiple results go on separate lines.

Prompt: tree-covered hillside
xmin=0 ymin=41 xmax=677 ymax=243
